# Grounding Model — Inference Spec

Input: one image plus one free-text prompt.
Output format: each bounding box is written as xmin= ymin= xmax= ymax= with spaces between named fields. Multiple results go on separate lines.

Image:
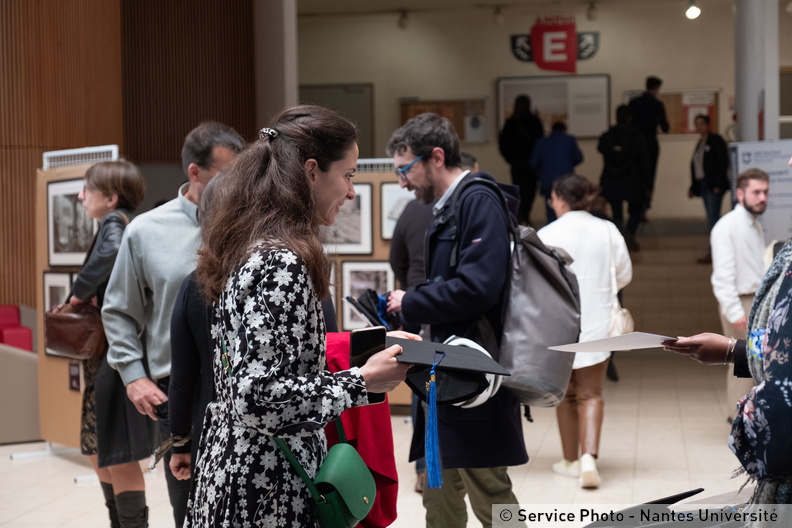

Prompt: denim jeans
xmin=699 ymin=180 xmax=725 ymax=231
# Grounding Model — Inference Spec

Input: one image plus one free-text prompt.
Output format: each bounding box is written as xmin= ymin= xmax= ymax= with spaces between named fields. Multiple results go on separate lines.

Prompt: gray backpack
xmin=445 ymin=176 xmax=581 ymax=407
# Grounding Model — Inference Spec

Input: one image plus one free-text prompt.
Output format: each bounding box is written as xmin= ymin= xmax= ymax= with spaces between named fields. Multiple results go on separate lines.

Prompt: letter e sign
xmin=530 ymin=17 xmax=576 ymax=73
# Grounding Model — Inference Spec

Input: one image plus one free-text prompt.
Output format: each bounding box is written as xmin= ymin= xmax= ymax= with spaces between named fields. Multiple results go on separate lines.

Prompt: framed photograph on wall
xmin=43 ymin=271 xmax=72 ymax=358
xmin=497 ymin=74 xmax=610 ymax=139
xmin=340 ymin=261 xmax=395 ymax=331
xmin=47 ymin=178 xmax=97 ymax=266
xmin=321 ymin=183 xmax=372 ymax=255
xmin=380 ymin=182 xmax=415 ymax=240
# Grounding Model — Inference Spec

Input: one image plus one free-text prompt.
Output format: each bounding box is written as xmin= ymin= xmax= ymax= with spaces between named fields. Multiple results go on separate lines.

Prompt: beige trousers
xmin=720 ymin=294 xmax=755 ymax=419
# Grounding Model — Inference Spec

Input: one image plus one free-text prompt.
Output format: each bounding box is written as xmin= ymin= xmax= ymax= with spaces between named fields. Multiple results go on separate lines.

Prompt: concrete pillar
xmin=734 ymin=0 xmax=780 ymax=141
xmin=253 ymin=0 xmax=299 ymax=128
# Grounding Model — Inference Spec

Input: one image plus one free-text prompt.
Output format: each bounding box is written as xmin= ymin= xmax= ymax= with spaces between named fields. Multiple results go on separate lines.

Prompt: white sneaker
xmin=552 ymin=459 xmax=580 ymax=478
xmin=579 ymin=453 xmax=600 ymax=489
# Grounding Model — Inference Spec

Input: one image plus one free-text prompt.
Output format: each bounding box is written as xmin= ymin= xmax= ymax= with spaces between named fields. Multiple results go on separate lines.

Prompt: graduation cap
xmin=387 ymin=335 xmax=510 ymax=489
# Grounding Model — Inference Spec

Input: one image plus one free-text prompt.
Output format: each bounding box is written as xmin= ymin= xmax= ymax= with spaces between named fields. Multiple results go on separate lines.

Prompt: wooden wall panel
xmin=122 ymin=0 xmax=257 ymax=163
xmin=0 ymin=0 xmax=123 ymax=307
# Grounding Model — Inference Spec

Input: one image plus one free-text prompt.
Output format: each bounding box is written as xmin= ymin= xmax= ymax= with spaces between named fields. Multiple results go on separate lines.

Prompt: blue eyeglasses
xmin=394 ymin=155 xmax=423 ymax=181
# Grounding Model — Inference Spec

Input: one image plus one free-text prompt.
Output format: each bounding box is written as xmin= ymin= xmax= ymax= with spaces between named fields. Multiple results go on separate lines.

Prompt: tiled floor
xmin=0 ymin=220 xmax=753 ymax=527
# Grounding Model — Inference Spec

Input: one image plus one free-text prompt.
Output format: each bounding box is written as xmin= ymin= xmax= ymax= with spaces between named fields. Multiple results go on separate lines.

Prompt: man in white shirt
xmin=710 ymin=168 xmax=769 ymax=417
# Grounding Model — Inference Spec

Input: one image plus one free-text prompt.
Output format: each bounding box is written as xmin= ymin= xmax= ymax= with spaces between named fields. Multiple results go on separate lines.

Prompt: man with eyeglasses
xmin=102 ymin=122 xmax=244 ymax=528
xmin=385 ymin=113 xmax=527 ymax=528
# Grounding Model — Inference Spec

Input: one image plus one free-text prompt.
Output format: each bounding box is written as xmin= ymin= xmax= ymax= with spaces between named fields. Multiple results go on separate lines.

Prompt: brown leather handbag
xmin=45 ymin=301 xmax=107 ymax=360
xmin=44 ymin=211 xmax=128 ymax=360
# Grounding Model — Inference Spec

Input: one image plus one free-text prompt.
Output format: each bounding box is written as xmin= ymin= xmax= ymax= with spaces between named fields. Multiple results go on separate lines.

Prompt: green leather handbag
xmin=275 ymin=420 xmax=375 ymax=528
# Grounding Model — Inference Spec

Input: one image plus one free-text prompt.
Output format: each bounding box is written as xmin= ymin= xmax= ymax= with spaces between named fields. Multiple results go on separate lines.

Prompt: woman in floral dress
xmin=665 ymin=240 xmax=792 ymax=521
xmin=185 ymin=105 xmax=411 ymax=527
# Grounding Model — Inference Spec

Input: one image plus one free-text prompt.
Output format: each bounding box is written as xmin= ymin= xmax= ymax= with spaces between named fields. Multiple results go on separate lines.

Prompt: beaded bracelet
xmin=724 ymin=337 xmax=737 ymax=364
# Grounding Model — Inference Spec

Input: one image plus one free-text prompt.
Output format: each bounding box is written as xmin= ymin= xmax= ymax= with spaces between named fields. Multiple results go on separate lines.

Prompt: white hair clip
xmin=259 ymin=127 xmax=279 ymax=139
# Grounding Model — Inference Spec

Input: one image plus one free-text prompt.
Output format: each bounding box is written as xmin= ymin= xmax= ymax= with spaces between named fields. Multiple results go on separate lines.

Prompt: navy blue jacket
xmin=530 ymin=131 xmax=584 ymax=195
xmin=402 ymin=172 xmax=528 ymax=469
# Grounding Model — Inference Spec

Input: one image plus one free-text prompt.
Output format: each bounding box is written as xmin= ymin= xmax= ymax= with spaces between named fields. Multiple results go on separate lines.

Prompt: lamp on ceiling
xmin=685 ymin=1 xmax=701 ymax=20
xmin=786 ymin=0 xmax=792 ymax=14
xmin=397 ymin=10 xmax=410 ymax=29
xmin=586 ymin=2 xmax=597 ymax=21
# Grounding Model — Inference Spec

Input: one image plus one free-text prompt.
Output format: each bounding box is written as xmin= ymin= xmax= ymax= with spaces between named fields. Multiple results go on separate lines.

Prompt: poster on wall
xmin=380 ymin=182 xmax=415 ymax=240
xmin=497 ymin=74 xmax=610 ymax=139
xmin=47 ymin=178 xmax=97 ymax=266
xmin=729 ymin=139 xmax=792 ymax=244
xmin=320 ymin=183 xmax=373 ymax=255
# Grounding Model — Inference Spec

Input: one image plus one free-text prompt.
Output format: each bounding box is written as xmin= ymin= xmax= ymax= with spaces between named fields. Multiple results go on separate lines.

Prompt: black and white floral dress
xmin=185 ymin=246 xmax=368 ymax=528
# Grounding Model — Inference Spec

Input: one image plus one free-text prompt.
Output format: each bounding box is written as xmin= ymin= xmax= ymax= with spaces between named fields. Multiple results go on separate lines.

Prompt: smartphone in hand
xmin=350 ymin=326 xmax=387 ymax=404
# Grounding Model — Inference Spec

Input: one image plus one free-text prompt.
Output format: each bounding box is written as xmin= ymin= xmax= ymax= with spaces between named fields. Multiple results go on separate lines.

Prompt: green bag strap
xmin=221 ymin=338 xmax=352 ymax=500
xmin=274 ymin=419 xmax=347 ymax=504
xmin=274 ymin=437 xmax=324 ymax=502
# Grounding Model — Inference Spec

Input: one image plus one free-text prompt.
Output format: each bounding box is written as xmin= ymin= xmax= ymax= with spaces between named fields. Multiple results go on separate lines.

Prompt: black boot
xmin=100 ymin=481 xmax=120 ymax=528
xmin=115 ymin=490 xmax=148 ymax=528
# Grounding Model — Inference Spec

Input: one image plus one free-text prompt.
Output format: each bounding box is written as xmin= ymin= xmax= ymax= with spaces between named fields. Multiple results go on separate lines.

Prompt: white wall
xmin=298 ymin=0 xmax=792 ymax=221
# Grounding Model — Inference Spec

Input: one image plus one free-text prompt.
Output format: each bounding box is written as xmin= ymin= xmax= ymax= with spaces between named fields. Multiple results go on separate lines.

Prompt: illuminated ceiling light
xmin=397 ymin=10 xmax=410 ymax=29
xmin=586 ymin=2 xmax=597 ymax=21
xmin=685 ymin=1 xmax=701 ymax=20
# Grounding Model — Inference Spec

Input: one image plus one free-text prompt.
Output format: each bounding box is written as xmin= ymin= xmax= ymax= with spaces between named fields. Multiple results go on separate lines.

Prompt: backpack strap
xmin=434 ymin=174 xmax=518 ymax=269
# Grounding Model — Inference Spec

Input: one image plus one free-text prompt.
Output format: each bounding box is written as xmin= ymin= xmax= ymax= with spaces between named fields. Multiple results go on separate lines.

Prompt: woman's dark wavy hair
xmin=552 ymin=173 xmax=598 ymax=212
xmin=197 ymin=105 xmax=357 ymax=302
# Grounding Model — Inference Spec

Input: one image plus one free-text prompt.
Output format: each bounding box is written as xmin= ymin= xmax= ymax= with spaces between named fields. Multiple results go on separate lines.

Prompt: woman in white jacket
xmin=538 ymin=173 xmax=632 ymax=489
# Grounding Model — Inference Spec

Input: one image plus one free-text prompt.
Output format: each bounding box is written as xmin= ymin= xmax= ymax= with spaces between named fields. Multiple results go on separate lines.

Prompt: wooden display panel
xmin=326 ymin=169 xmax=414 ymax=406
xmin=36 ymin=164 xmax=93 ymax=448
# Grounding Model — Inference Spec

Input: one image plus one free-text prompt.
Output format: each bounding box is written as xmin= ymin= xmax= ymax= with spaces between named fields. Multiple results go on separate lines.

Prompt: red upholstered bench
xmin=0 ymin=305 xmax=20 ymax=328
xmin=0 ymin=326 xmax=32 ymax=351
xmin=0 ymin=305 xmax=33 ymax=351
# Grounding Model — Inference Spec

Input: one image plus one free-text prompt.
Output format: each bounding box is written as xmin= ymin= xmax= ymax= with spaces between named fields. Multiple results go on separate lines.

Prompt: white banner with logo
xmin=729 ymin=140 xmax=792 ymax=244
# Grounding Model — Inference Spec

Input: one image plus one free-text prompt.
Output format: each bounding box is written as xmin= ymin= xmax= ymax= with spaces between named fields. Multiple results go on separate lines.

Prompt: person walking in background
xmin=598 ymin=105 xmax=650 ymax=251
xmin=387 ymin=113 xmax=527 ymax=527
xmin=498 ymin=94 xmax=544 ymax=225
xmin=102 ymin=122 xmax=245 ymax=528
xmin=689 ymin=113 xmax=730 ymax=263
xmin=69 ymin=160 xmax=149 ymax=528
xmin=185 ymin=106 xmax=411 ymax=527
xmin=530 ymin=121 xmax=584 ymax=223
xmin=710 ymin=168 xmax=770 ymax=422
xmin=539 ymin=173 xmax=632 ymax=490
xmin=628 ymin=75 xmax=669 ymax=219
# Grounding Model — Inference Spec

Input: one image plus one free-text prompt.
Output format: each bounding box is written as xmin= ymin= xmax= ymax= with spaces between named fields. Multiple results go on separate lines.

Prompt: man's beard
xmin=744 ymin=202 xmax=767 ymax=216
xmin=414 ymin=182 xmax=436 ymax=204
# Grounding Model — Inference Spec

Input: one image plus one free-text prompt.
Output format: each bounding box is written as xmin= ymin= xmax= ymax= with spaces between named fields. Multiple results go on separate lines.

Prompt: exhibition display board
xmin=36 ymin=164 xmax=94 ymax=448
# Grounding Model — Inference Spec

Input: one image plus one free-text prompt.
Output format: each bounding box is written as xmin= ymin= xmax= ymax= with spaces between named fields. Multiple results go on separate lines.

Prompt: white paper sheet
xmin=548 ymin=332 xmax=674 ymax=353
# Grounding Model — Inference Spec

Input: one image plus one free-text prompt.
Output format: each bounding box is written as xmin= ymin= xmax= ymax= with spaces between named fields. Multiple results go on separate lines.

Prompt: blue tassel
xmin=375 ymin=294 xmax=391 ymax=328
xmin=425 ymin=351 xmax=445 ymax=489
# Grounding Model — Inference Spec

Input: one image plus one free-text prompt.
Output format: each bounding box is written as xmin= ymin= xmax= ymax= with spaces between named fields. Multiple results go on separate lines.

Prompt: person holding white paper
xmin=539 ymin=173 xmax=632 ymax=489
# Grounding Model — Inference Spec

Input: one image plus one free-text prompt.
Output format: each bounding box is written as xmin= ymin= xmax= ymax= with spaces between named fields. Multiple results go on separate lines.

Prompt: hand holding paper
xmin=548 ymin=332 xmax=673 ymax=353
xmin=661 ymin=333 xmax=733 ymax=364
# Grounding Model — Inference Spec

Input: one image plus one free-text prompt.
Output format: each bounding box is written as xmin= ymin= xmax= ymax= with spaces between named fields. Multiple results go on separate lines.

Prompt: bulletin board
xmin=624 ymin=89 xmax=721 ymax=135
xmin=399 ymin=98 xmax=487 ymax=143
xmin=497 ymin=74 xmax=611 ymax=139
